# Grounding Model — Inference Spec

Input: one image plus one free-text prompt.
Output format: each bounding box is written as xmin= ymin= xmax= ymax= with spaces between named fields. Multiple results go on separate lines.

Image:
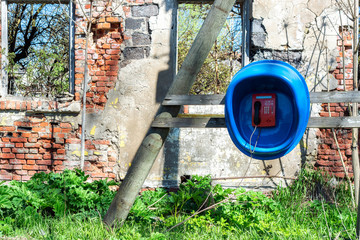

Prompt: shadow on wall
xmin=149 ymin=0 xmax=180 ymax=187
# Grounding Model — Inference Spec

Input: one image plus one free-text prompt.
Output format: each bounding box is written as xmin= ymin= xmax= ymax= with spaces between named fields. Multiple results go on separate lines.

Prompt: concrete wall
xmin=0 ymin=0 xmax=354 ymax=189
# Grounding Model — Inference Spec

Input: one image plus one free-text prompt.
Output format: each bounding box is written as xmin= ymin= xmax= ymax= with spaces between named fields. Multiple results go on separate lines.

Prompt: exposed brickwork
xmin=0 ymin=0 xmax=159 ymax=182
xmin=316 ymin=129 xmax=353 ymax=178
xmin=0 ymin=115 xmax=71 ymax=181
xmin=0 ymin=116 xmax=117 ymax=181
xmin=316 ymin=28 xmax=356 ymax=178
xmin=74 ymin=2 xmax=123 ymax=112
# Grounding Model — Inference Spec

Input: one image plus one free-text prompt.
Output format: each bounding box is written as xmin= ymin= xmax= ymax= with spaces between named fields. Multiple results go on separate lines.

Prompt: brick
xmin=12 ymin=148 xmax=29 ymax=153
xmin=106 ymin=17 xmax=120 ymax=23
xmin=111 ymin=55 xmax=121 ymax=60
xmin=43 ymin=143 xmax=52 ymax=148
xmin=2 ymin=148 xmax=11 ymax=153
xmin=102 ymin=43 xmax=111 ymax=49
xmin=16 ymin=154 xmax=25 ymax=159
xmin=60 ymin=123 xmax=72 ymax=128
xmin=0 ymin=174 xmax=12 ymax=180
xmin=106 ymin=49 xmax=120 ymax=55
xmin=10 ymin=159 xmax=26 ymax=164
xmin=57 ymin=149 xmax=66 ymax=154
xmin=105 ymin=71 xmax=117 ymax=76
xmin=43 ymin=154 xmax=52 ymax=160
xmin=27 ymin=160 xmax=36 ymax=165
xmin=53 ymin=160 xmax=63 ymax=165
xmin=52 ymin=144 xmax=63 ymax=149
xmin=98 ymin=23 xmax=111 ymax=29
xmin=105 ymin=60 xmax=118 ymax=66
xmin=12 ymin=175 xmax=21 ymax=181
xmin=91 ymin=172 xmax=108 ymax=178
xmin=10 ymin=138 xmax=27 ymax=143
xmin=12 ymin=165 xmax=22 ymax=170
xmin=24 ymin=143 xmax=41 ymax=148
xmin=0 ymin=164 xmax=13 ymax=170
xmin=316 ymin=160 xmax=334 ymax=166
xmin=23 ymin=165 xmax=39 ymax=170
xmin=40 ymin=122 xmax=50 ymax=127
xmin=28 ymin=138 xmax=38 ymax=143
xmin=0 ymin=153 xmax=15 ymax=159
xmin=25 ymin=154 xmax=42 ymax=160
xmin=32 ymin=127 xmax=46 ymax=132
xmin=0 ymin=126 xmax=15 ymax=131
xmin=29 ymin=148 xmax=38 ymax=154
xmin=20 ymin=132 xmax=32 ymax=138
xmin=36 ymin=160 xmax=52 ymax=165
xmin=39 ymin=134 xmax=52 ymax=139
xmin=38 ymin=165 xmax=49 ymax=171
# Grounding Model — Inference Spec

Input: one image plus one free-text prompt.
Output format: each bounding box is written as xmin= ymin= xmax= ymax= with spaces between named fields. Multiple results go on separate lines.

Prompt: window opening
xmin=177 ymin=3 xmax=242 ymax=94
xmin=1 ymin=0 xmax=74 ymax=98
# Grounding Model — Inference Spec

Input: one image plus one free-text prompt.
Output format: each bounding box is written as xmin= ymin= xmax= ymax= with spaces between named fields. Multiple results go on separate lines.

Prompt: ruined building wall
xmin=0 ymin=0 xmax=354 ymax=187
xmin=0 ymin=0 xmax=176 ymax=182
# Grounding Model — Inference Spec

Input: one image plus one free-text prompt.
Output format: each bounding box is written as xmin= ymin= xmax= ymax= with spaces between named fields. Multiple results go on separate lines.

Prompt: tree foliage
xmin=7 ymin=3 xmax=69 ymax=97
xmin=177 ymin=4 xmax=242 ymax=94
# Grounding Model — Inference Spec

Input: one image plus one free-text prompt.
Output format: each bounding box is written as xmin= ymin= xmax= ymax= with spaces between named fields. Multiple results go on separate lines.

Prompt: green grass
xmin=0 ymin=169 xmax=357 ymax=239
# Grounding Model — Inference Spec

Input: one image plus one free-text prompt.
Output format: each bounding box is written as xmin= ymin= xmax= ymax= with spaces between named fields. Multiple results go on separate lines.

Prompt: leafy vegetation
xmin=178 ymin=4 xmax=242 ymax=94
xmin=0 ymin=169 xmax=356 ymax=239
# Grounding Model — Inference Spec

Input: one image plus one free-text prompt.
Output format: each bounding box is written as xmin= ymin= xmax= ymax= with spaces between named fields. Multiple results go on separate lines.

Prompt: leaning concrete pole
xmin=103 ymin=0 xmax=237 ymax=227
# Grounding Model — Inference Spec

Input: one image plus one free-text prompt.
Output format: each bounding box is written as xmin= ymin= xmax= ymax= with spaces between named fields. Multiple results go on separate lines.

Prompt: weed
xmin=0 ymin=168 xmax=357 ymax=239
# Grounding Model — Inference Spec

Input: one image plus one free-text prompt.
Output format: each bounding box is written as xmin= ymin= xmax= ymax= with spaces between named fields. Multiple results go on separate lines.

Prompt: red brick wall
xmin=74 ymin=5 xmax=123 ymax=112
xmin=316 ymin=28 xmax=355 ymax=178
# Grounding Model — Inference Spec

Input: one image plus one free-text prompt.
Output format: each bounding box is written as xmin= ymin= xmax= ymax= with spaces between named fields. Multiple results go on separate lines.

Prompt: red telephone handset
xmin=252 ymin=93 xmax=276 ymax=127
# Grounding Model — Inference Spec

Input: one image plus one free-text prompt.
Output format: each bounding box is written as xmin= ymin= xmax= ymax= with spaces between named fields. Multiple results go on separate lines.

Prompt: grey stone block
xmin=252 ymin=33 xmax=266 ymax=48
xmin=132 ymin=5 xmax=159 ymax=17
xmin=123 ymin=47 xmax=145 ymax=59
xmin=125 ymin=18 xmax=144 ymax=30
xmin=132 ymin=33 xmax=151 ymax=45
